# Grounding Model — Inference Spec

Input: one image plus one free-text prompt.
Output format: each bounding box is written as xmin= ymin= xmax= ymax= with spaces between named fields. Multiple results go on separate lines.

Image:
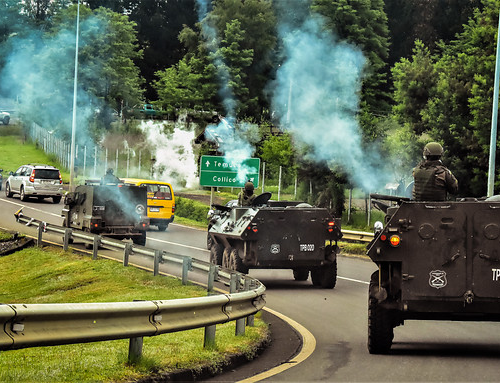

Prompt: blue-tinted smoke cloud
xmin=195 ymin=0 xmax=236 ymax=118
xmin=271 ymin=14 xmax=386 ymax=191
xmin=195 ymin=0 xmax=258 ymax=183
xmin=1 ymin=15 xmax=105 ymax=147
xmin=205 ymin=118 xmax=260 ymax=183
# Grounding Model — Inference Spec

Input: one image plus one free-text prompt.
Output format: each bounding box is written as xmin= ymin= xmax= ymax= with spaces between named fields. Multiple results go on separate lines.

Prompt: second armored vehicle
xmin=62 ymin=183 xmax=149 ymax=246
xmin=208 ymin=193 xmax=342 ymax=288
xmin=367 ymin=193 xmax=500 ymax=353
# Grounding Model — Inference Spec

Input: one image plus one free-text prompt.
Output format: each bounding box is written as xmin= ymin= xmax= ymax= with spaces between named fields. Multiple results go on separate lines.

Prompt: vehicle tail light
xmin=327 ymin=221 xmax=335 ymax=232
xmin=172 ymin=204 xmax=175 ymax=213
xmin=389 ymin=235 xmax=401 ymax=247
xmin=58 ymin=171 xmax=62 ymax=184
xmin=247 ymin=225 xmax=258 ymax=233
xmin=380 ymin=234 xmax=387 ymax=241
xmin=29 ymin=169 xmax=35 ymax=183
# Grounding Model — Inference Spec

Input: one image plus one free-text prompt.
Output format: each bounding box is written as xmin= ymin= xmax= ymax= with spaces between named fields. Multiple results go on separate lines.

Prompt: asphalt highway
xmin=2 ymin=194 xmax=500 ymax=382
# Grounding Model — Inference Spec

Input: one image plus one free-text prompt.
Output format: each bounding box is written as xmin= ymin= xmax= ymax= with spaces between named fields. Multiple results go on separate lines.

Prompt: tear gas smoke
xmin=0 ymin=15 xmax=106 ymax=147
xmin=139 ymin=120 xmax=198 ymax=189
xmin=195 ymin=0 xmax=260 ymax=184
xmin=204 ymin=117 xmax=260 ymax=183
xmin=270 ymin=14 xmax=388 ymax=191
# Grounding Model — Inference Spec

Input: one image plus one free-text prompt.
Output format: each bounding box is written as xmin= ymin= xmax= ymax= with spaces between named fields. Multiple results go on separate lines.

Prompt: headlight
xmin=135 ymin=204 xmax=146 ymax=215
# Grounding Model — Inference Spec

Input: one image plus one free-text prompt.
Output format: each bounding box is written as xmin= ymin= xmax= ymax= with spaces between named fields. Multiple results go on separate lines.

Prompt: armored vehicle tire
xmin=5 ymin=183 xmax=12 ymax=198
xmin=133 ymin=232 xmax=147 ymax=246
xmin=210 ymin=243 xmax=223 ymax=265
xmin=293 ymin=269 xmax=309 ymax=281
xmin=53 ymin=196 xmax=61 ymax=204
xmin=311 ymin=260 xmax=337 ymax=289
xmin=229 ymin=249 xmax=249 ymax=274
xmin=222 ymin=247 xmax=233 ymax=269
xmin=368 ymin=296 xmax=394 ymax=354
xmin=207 ymin=232 xmax=213 ymax=250
xmin=157 ymin=224 xmax=167 ymax=232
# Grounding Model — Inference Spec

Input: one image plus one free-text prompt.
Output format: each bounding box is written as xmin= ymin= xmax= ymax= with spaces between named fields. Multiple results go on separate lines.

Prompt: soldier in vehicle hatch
xmin=101 ymin=168 xmax=121 ymax=185
xmin=412 ymin=142 xmax=458 ymax=201
xmin=238 ymin=181 xmax=256 ymax=206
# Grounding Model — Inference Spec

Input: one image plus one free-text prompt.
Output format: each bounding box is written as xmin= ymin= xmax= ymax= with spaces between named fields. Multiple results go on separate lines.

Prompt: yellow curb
xmin=237 ymin=306 xmax=316 ymax=383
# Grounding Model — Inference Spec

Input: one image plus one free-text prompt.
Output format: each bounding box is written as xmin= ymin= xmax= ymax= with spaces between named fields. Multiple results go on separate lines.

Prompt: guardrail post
xmin=230 ymin=273 xmax=246 ymax=336
xmin=37 ymin=223 xmax=44 ymax=247
xmin=92 ymin=236 xmax=100 ymax=260
xmin=207 ymin=264 xmax=216 ymax=293
xmin=204 ymin=324 xmax=216 ymax=349
xmin=123 ymin=243 xmax=132 ymax=267
xmin=63 ymin=228 xmax=72 ymax=251
xmin=128 ymin=336 xmax=143 ymax=364
xmin=153 ymin=250 xmax=161 ymax=276
xmin=182 ymin=257 xmax=192 ymax=285
xmin=244 ymin=279 xmax=254 ymax=327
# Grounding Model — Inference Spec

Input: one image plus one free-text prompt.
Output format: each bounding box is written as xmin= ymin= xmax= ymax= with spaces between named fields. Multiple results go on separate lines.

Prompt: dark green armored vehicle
xmin=208 ymin=192 xmax=342 ymax=288
xmin=367 ymin=194 xmax=500 ymax=354
xmin=62 ymin=184 xmax=149 ymax=246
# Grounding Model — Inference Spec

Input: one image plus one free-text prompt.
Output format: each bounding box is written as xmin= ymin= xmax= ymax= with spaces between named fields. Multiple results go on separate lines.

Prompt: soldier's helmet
xmin=244 ymin=181 xmax=254 ymax=192
xmin=423 ymin=142 xmax=444 ymax=159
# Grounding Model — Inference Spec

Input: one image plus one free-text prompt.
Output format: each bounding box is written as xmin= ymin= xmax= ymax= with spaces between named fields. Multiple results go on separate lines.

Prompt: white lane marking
xmin=338 ymin=276 xmax=370 ymax=285
xmin=2 ymin=198 xmax=61 ymax=218
xmin=148 ymin=236 xmax=210 ymax=252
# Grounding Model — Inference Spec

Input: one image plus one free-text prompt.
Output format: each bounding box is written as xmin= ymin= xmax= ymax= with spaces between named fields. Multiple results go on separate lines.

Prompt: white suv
xmin=5 ymin=164 xmax=63 ymax=203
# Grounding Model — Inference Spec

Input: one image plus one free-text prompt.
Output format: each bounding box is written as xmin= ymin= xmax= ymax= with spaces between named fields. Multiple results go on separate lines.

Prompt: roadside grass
xmin=0 ymin=246 xmax=268 ymax=382
xmin=0 ymin=135 xmax=70 ymax=182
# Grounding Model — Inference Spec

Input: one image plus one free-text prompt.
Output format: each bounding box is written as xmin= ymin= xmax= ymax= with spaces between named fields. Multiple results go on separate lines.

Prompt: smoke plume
xmin=270 ymin=13 xmax=387 ymax=191
xmin=139 ymin=120 xmax=198 ymax=189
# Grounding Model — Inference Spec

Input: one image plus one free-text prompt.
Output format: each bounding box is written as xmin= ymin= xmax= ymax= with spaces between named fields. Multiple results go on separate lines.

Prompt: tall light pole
xmin=487 ymin=8 xmax=500 ymax=197
xmin=69 ymin=0 xmax=80 ymax=192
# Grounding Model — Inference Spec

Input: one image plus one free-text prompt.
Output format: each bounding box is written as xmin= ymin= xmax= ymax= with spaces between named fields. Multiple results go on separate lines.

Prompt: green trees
xmin=1 ymin=3 xmax=143 ymax=140
xmin=391 ymin=0 xmax=500 ymax=197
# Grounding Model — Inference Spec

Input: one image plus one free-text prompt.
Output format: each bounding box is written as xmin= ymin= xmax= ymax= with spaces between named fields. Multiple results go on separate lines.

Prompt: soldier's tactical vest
xmin=413 ymin=165 xmax=447 ymax=201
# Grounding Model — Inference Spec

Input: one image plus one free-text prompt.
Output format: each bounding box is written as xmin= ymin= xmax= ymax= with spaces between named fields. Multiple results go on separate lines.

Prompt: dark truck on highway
xmin=367 ymin=193 xmax=500 ymax=353
xmin=208 ymin=192 xmax=342 ymax=288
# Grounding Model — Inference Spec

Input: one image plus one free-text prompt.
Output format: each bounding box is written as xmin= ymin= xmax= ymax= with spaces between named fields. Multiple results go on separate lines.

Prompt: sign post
xmin=200 ymin=155 xmax=260 ymax=188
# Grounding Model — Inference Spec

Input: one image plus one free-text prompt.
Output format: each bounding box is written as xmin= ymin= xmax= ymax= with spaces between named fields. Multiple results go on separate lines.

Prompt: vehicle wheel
xmin=157 ymin=224 xmax=167 ymax=232
xmin=207 ymin=233 xmax=214 ymax=250
xmin=20 ymin=186 xmax=28 ymax=202
xmin=3 ymin=116 xmax=9 ymax=125
xmin=293 ymin=268 xmax=309 ymax=281
xmin=53 ymin=196 xmax=61 ymax=204
xmin=229 ymin=248 xmax=249 ymax=274
xmin=311 ymin=260 xmax=337 ymax=289
xmin=210 ymin=243 xmax=223 ymax=265
xmin=368 ymin=296 xmax=394 ymax=354
xmin=133 ymin=232 xmax=147 ymax=246
xmin=222 ymin=247 xmax=233 ymax=269
xmin=5 ymin=183 xmax=12 ymax=197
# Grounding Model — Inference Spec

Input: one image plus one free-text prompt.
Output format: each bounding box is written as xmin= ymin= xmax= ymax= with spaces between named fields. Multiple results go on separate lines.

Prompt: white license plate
xmin=150 ymin=207 xmax=160 ymax=212
xmin=300 ymin=244 xmax=315 ymax=252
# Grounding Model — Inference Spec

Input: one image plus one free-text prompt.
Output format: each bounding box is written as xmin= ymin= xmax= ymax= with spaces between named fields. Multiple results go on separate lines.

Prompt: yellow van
xmin=120 ymin=178 xmax=175 ymax=231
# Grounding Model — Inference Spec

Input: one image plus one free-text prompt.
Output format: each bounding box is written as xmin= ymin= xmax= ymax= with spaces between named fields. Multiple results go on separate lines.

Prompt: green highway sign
xmin=200 ymin=155 xmax=260 ymax=187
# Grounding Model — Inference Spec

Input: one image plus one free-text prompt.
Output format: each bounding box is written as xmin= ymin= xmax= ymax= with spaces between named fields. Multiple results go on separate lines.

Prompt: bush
xmin=175 ymin=197 xmax=210 ymax=223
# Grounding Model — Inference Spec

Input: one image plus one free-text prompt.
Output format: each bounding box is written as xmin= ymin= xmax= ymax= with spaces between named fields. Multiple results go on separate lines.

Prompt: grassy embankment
xmin=0 ymin=232 xmax=267 ymax=382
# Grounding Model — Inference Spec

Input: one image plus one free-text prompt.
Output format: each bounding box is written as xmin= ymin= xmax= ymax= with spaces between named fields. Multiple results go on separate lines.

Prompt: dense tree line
xmin=2 ymin=0 xmax=500 ymax=204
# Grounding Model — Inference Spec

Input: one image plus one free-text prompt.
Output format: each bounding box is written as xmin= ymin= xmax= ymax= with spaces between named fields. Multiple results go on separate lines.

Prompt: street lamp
xmin=69 ymin=0 xmax=80 ymax=192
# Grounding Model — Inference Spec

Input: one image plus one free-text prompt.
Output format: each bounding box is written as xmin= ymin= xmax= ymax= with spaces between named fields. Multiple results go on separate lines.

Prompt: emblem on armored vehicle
xmin=270 ymin=244 xmax=280 ymax=254
xmin=429 ymin=270 xmax=447 ymax=289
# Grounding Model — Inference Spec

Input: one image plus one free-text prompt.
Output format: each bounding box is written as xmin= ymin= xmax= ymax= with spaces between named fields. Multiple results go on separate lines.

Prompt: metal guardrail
xmin=341 ymin=229 xmax=374 ymax=243
xmin=3 ymin=209 xmax=266 ymax=362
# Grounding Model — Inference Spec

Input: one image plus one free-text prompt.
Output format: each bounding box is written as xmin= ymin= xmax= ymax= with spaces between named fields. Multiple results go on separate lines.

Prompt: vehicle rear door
xmin=398 ymin=203 xmax=467 ymax=301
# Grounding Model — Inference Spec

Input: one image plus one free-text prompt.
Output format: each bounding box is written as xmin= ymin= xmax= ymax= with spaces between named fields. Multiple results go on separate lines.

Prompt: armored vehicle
xmin=367 ymin=193 xmax=500 ymax=354
xmin=208 ymin=192 xmax=342 ymax=288
xmin=62 ymin=184 xmax=149 ymax=246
